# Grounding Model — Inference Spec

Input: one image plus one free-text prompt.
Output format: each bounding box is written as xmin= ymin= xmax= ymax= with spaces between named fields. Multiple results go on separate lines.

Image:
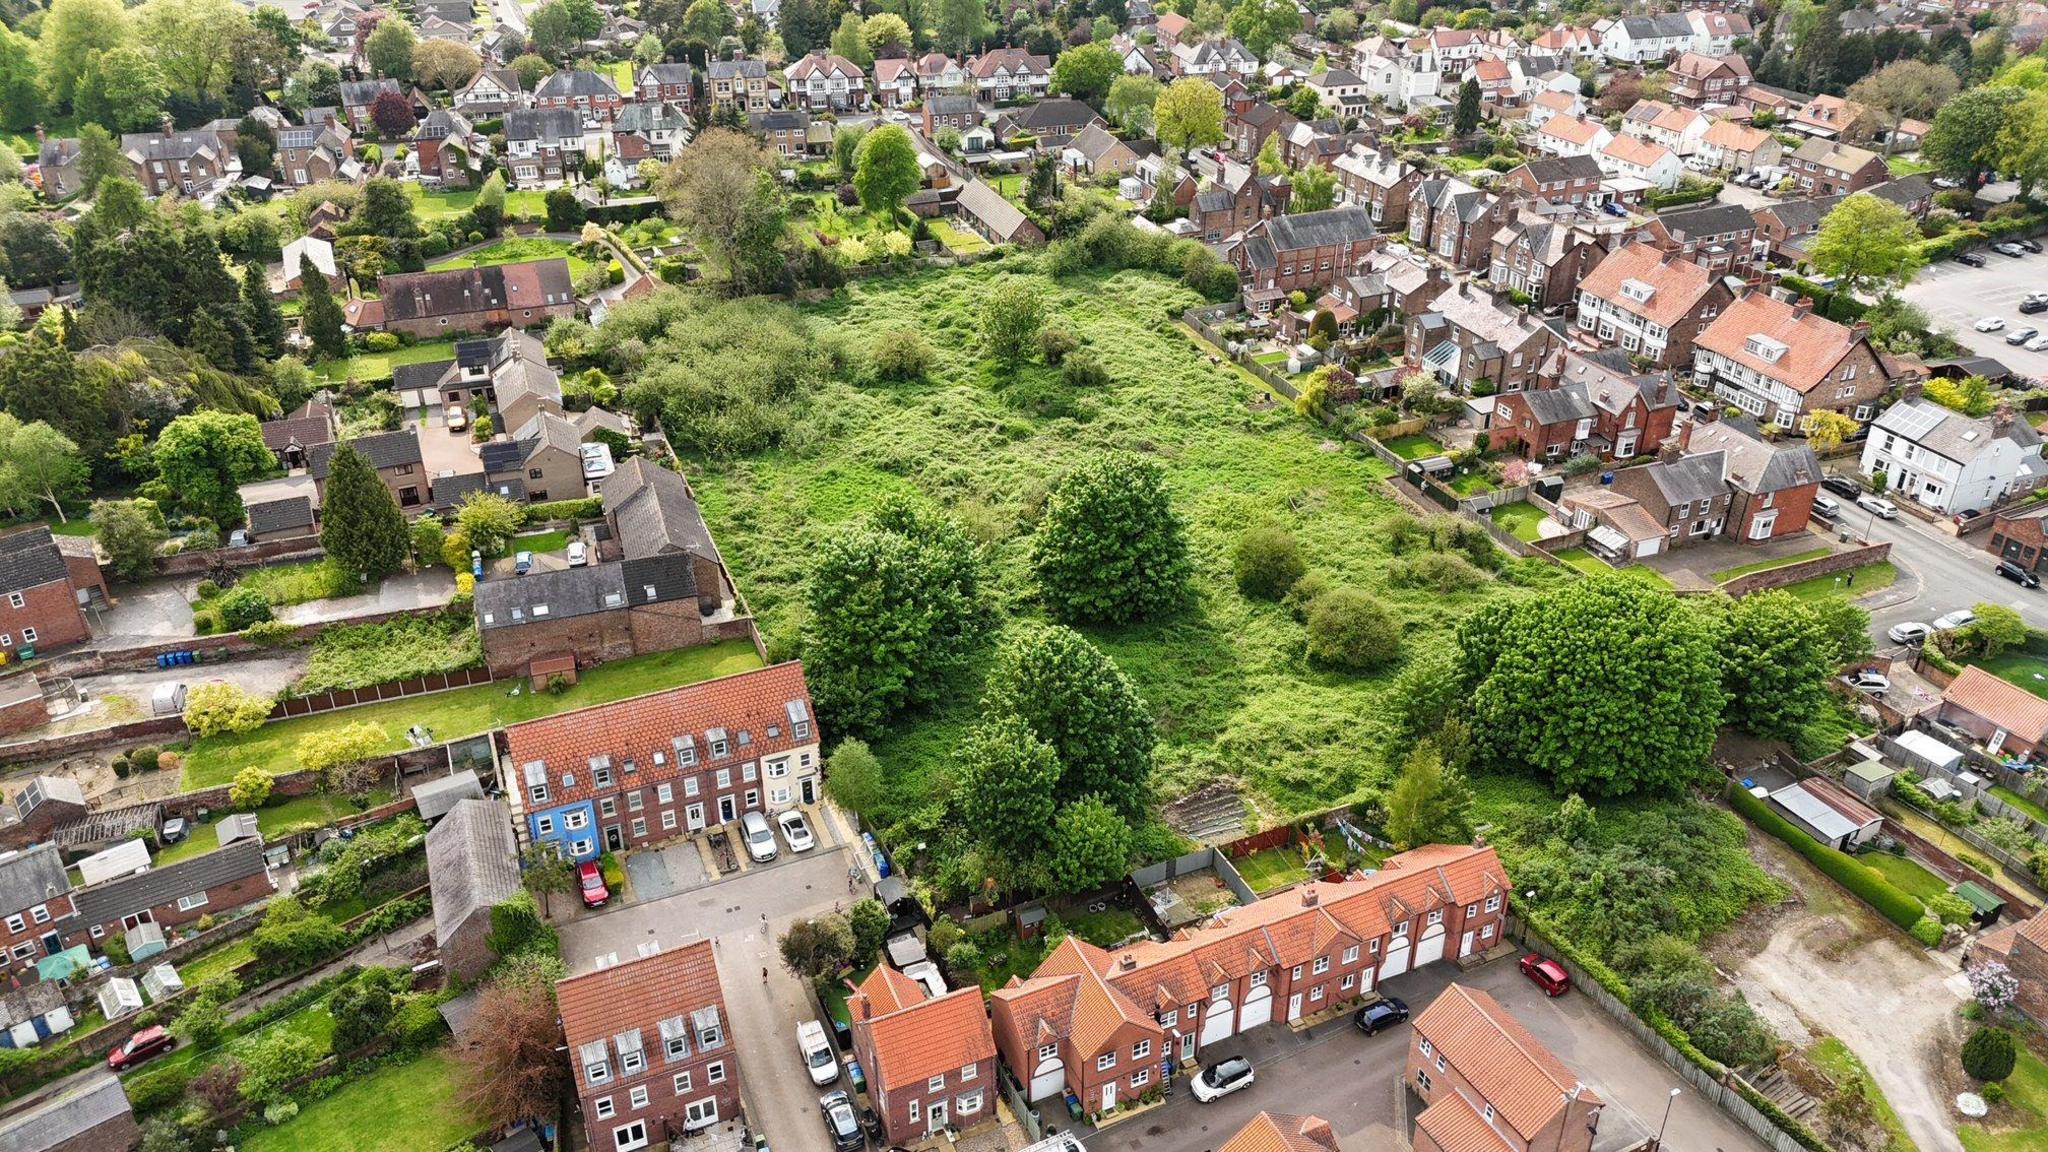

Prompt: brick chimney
xmin=1119 ymin=953 xmax=1138 ymax=971
xmin=1900 ymin=378 xmax=1926 ymax=404
xmin=1994 ymin=401 xmax=2016 ymax=438
xmin=1300 ymin=887 xmax=1320 ymax=907
xmin=1850 ymin=319 xmax=1871 ymax=340
xmin=1791 ymin=296 xmax=1813 ymax=319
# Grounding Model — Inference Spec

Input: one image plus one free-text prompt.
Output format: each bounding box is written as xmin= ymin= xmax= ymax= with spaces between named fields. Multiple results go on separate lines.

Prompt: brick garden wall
xmin=1721 ymin=541 xmax=1892 ymax=597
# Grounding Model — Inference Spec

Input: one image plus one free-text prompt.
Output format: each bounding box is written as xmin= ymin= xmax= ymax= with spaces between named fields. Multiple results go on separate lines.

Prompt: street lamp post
xmin=1653 ymin=1087 xmax=1681 ymax=1151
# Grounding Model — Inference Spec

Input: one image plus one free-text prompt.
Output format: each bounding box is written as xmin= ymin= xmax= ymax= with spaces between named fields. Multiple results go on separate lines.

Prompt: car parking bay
xmin=1902 ymin=255 xmax=2048 ymax=381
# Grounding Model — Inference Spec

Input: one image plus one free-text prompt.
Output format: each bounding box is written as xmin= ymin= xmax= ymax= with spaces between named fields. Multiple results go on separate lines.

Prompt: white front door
xmin=1179 ymin=1032 xmax=1195 ymax=1061
xmin=929 ymin=1100 xmax=947 ymax=1133
xmin=1101 ymin=1083 xmax=1117 ymax=1112
xmin=1287 ymin=993 xmax=1303 ymax=1021
xmin=1460 ymin=930 xmax=1475 ymax=957
xmin=686 ymin=803 xmax=706 ymax=831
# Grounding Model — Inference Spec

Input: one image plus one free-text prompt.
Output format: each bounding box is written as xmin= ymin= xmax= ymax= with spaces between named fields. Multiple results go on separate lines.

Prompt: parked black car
xmin=1821 ymin=475 xmax=1862 ymax=498
xmin=1354 ymin=995 xmax=1411 ymax=1035
xmin=1997 ymin=560 xmax=2041 ymax=589
xmin=1956 ymin=251 xmax=1989 ymax=267
xmin=819 ymin=1092 xmax=864 ymax=1152
xmin=2022 ymin=299 xmax=2048 ymax=314
xmin=2022 ymin=239 xmax=2045 ymax=254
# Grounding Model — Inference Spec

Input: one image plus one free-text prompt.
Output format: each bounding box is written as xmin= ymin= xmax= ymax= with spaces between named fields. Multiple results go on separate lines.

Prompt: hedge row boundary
xmin=1729 ymin=785 xmax=1924 ymax=929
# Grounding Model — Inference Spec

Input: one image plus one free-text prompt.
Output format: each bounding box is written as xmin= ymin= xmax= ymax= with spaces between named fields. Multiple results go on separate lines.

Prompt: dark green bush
xmin=214 ymin=586 xmax=274 ymax=631
xmin=1910 ymin=917 xmax=1943 ymax=946
xmin=1305 ymin=587 xmax=1401 ymax=670
xmin=1232 ymin=525 xmax=1307 ymax=601
xmin=522 ymin=497 xmax=602 ymax=525
xmin=126 ymin=1064 xmax=194 ymax=1114
xmin=1963 ymin=1026 xmax=2017 ymax=1081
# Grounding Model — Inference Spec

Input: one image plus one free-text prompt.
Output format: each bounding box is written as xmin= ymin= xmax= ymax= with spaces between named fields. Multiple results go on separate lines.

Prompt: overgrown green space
xmin=296 ymin=614 xmax=483 ymax=694
xmin=312 ymin=339 xmax=459 ymax=384
xmin=928 ymin=220 xmax=988 ymax=254
xmin=237 ymin=1046 xmax=479 ymax=1152
xmin=183 ymin=639 xmax=762 ymax=787
xmin=687 ymin=262 xmax=1573 ymax=823
xmin=1712 ymin=547 xmax=1833 ymax=583
xmin=1990 ymin=783 xmax=2048 ymax=825
xmin=1809 ymin=1036 xmax=1915 ymax=1152
xmin=197 ymin=560 xmax=361 ymax=612
xmin=405 ymin=183 xmax=549 ymax=222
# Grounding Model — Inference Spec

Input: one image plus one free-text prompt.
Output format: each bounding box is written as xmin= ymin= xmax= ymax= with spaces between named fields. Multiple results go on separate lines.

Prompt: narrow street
xmin=1853 ymin=511 xmax=2048 ymax=641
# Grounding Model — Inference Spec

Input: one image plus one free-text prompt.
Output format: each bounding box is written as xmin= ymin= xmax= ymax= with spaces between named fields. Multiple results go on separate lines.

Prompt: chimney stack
xmin=160 ymin=114 xmax=174 ymax=137
xmin=1792 ymin=296 xmax=1813 ymax=319
xmin=1119 ymin=953 xmax=1137 ymax=971
xmin=1850 ymin=319 xmax=1871 ymax=339
xmin=1900 ymin=379 xmax=1926 ymax=404
xmin=1301 ymin=887 xmax=1320 ymax=907
xmin=1994 ymin=401 xmax=2016 ymax=438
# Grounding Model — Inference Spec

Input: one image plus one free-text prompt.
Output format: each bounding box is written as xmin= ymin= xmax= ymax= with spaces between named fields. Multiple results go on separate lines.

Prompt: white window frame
xmin=595 ymin=1097 xmax=616 ymax=1119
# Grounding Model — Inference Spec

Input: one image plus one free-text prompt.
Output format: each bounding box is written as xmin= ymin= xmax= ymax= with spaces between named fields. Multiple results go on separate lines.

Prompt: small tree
xmin=980 ymin=276 xmax=1045 ymax=365
xmin=294 ymin=721 xmax=387 ymax=797
xmin=229 ymin=767 xmax=274 ymax=810
xmin=1383 ymin=740 xmax=1474 ymax=849
xmin=545 ymin=187 xmax=586 ymax=231
xmin=298 ymin=267 xmax=348 ymax=361
xmin=184 ymin=682 xmax=277 ymax=738
xmin=1454 ymin=78 xmax=1482 ymax=136
xmin=1306 ymin=587 xmax=1401 ymax=670
xmin=846 ymin=899 xmax=890 ymax=967
xmin=369 ymin=89 xmax=416 ymax=137
xmin=455 ymin=491 xmax=524 ymax=557
xmin=870 ymin=325 xmax=935 ymax=381
xmin=823 ymin=739 xmax=885 ymax=816
xmin=1032 ymin=453 xmax=1192 ymax=625
xmin=1232 ymin=524 xmax=1306 ymax=600
xmin=1044 ymin=797 xmax=1133 ymax=895
xmin=519 ymin=843 xmax=574 ymax=917
xmin=457 ymin=963 xmax=572 ymax=1132
xmin=779 ymin=913 xmax=855 ymax=980
xmin=92 ymin=498 xmax=167 ymax=582
xmin=237 ymin=1029 xmax=324 ymax=1106
xmin=1969 ymin=960 xmax=2020 ymax=1014
xmin=1963 ymin=1026 xmax=2018 ymax=1081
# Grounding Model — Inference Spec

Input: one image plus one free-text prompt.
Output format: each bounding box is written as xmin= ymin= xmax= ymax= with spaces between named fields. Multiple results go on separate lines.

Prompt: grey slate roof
xmin=1620 ymin=13 xmax=1693 ymax=37
xmin=709 ymin=59 xmax=769 ymax=80
xmin=0 ymin=528 xmax=70 ymax=596
xmin=620 ymin=552 xmax=701 ymax=607
xmin=0 ymin=842 xmax=69 ymax=917
xmin=392 ymin=359 xmax=456 ymax=393
xmin=536 ymin=70 xmax=621 ymax=99
xmin=474 ymin=564 xmax=627 ymax=628
xmin=246 ymin=496 xmax=316 ymax=536
xmin=70 ymin=838 xmax=268 ymax=927
xmin=1685 ymin=419 xmax=1822 ymax=492
xmin=1655 ymin=201 xmax=1756 ymax=238
xmin=426 ymin=797 xmax=520 ymax=950
xmin=505 ymin=109 xmax=584 ymax=144
xmin=0 ymin=1072 xmax=134 ymax=1152
xmin=1260 ymin=206 xmax=1376 ymax=253
xmin=0 ymin=979 xmax=65 ymax=1029
xmin=1869 ymin=173 xmax=1934 ymax=207
xmin=415 ymin=770 xmax=486 ymax=822
xmin=1518 ymin=154 xmax=1604 ymax=185
xmin=1008 ymin=98 xmax=1100 ymax=133
xmin=341 ymin=78 xmax=404 ymax=108
xmin=600 ymin=458 xmax=718 ymax=562
xmin=1872 ymin=399 xmax=2043 ymax=465
xmin=429 ymin=471 xmax=490 ymax=509
xmin=1647 ymin=451 xmax=1732 ymax=506
xmin=307 ymin=430 xmax=424 ymax=479
xmin=641 ymin=62 xmax=694 ymax=85
xmin=1520 ymin=383 xmax=1597 ymax=425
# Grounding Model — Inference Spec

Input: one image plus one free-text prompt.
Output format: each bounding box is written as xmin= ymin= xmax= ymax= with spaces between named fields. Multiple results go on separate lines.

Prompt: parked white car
xmin=1856 ymin=494 xmax=1899 ymax=519
xmin=777 ymin=809 xmax=816 ymax=852
xmin=741 ymin=810 xmax=778 ymax=863
xmin=1934 ymin=609 xmax=1979 ymax=631
xmin=1976 ymin=316 xmax=2008 ymax=332
xmin=1886 ymin=622 xmax=1933 ymax=644
xmin=1849 ymin=669 xmax=1890 ymax=694
xmin=1190 ymin=1057 xmax=1255 ymax=1103
xmin=796 ymin=1020 xmax=839 ymax=1086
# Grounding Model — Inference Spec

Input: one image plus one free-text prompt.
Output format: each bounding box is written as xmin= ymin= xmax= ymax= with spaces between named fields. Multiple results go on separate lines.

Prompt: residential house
xmin=0 ymin=980 xmax=76 ymax=1049
xmin=1182 ymin=165 xmax=1287 ymax=243
xmin=602 ymin=458 xmax=731 ymax=596
xmin=1738 ymin=82 xmax=1806 ymax=121
xmin=0 ymin=1074 xmax=139 ymax=1152
xmin=35 ymin=134 xmax=85 ymax=200
xmin=1667 ymin=51 xmax=1751 ymax=105
xmin=425 ymin=798 xmax=521 ymax=981
xmin=557 ymin=942 xmax=742 ymax=1151
xmin=63 ymin=839 xmax=273 ymax=949
xmin=1533 ymin=116 xmax=1613 ymax=159
xmin=1789 ymin=94 xmax=1869 ymax=141
xmin=993 ymin=99 xmax=1105 ymax=151
xmin=1986 ymin=502 xmax=2048 ymax=573
xmin=1788 ymin=138 xmax=1887 ymax=196
xmin=707 ymin=58 xmax=772 ymax=113
xmin=0 ymin=844 xmax=74 ymax=977
xmin=922 ymin=94 xmax=981 ymax=138
xmin=1407 ymin=176 xmax=1506 ymax=271
xmin=1598 ymin=134 xmax=1684 ymax=190
xmin=1968 ymin=907 xmax=2048 ymax=1026
xmin=504 ymin=662 xmax=817 ymax=857
xmin=848 ymin=968 xmax=999 ymax=1143
xmin=609 ymin=103 xmax=691 ymax=166
xmin=1525 ymin=89 xmax=1586 ymax=131
xmin=534 ymin=70 xmax=624 ymax=118
xmin=1063 ymin=124 xmax=1147 ymax=179
xmin=1354 ymin=35 xmax=1440 ymax=109
xmin=414 ymin=110 xmax=486 ymax=186
xmin=1868 ymin=174 xmax=1937 ymax=217
xmin=121 ymin=124 xmax=237 ymax=198
xmin=1750 ymin=195 xmax=1840 ymax=262
xmin=953 ymin=178 xmax=1046 ymax=245
xmin=483 ymin=411 xmax=585 ymax=504
xmin=1327 ymin=251 xmax=1446 ymax=330
xmin=872 ymin=58 xmax=917 ymax=106
xmin=258 ymin=402 xmax=339 ymax=470
xmin=1575 ymin=240 xmax=1735 ymax=366
xmin=1525 ymin=346 xmax=1682 ymax=460
xmin=274 ymin=119 xmax=357 ymax=190
xmin=0 ymin=527 xmax=102 ymax=657
xmin=1501 ymin=155 xmax=1606 ymax=209
xmin=1694 ymin=290 xmax=1892 ymax=429
xmin=785 ymin=53 xmax=869 ymax=111
xmin=1532 ymin=24 xmax=1601 ymax=58
xmin=1860 ymin=398 xmax=2043 ymax=515
xmin=1605 ymin=449 xmax=1735 ymax=547
xmin=636 ymin=62 xmax=695 ymax=110
xmin=1600 ymin=14 xmax=1697 ymax=62
xmin=1462 ymin=55 xmax=1517 ymax=108
xmin=1423 ymin=27 xmax=1494 ymax=74
xmin=1685 ymin=9 xmax=1752 ymax=54
xmin=750 ymin=110 xmax=811 ymax=161
xmin=968 ymin=48 xmax=1052 ymax=101
xmin=991 ymin=843 xmax=1510 ymax=1114
xmin=1229 ymin=207 xmax=1381 ymax=295
xmin=1306 ymin=69 xmax=1369 ymax=119
xmin=503 ymin=108 xmax=587 ymax=187
xmin=340 ymin=78 xmax=405 ymax=133
xmin=1228 ymin=101 xmax=1300 ymax=161
xmin=346 ymin=259 xmax=577 ymax=338
xmin=1622 ymin=101 xmax=1710 ymax=156
xmin=1172 ymin=38 xmax=1258 ymax=79
xmin=1485 ymin=385 xmax=1600 ymax=463
xmin=1679 ymin=416 xmax=1825 ymax=541
xmin=1407 ymin=283 xmax=1562 ymax=394
xmin=394 ymin=327 xmax=560 ymax=423
xmin=307 ymin=429 xmax=426 ymax=509
xmin=1221 ymin=1114 xmax=1340 ymax=1152
xmin=1939 ymin=665 xmax=2048 ymax=759
xmin=1488 ymin=207 xmax=1618 ymax=307
xmin=1642 ymin=201 xmax=1760 ymax=274
xmin=912 ymin=53 xmax=966 ymax=94
xmin=1332 ymin=148 xmax=1421 ymax=229
xmin=1408 ymin=984 xmax=1603 ymax=1152
xmin=1278 ymin=120 xmax=1365 ymax=173
xmin=1695 ymin=120 xmax=1782 ymax=176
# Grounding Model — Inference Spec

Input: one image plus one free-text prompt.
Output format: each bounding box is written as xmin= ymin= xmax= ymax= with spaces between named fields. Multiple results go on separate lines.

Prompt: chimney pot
xmin=1120 ymin=953 xmax=1137 ymax=971
xmin=1792 ymin=296 xmax=1812 ymax=318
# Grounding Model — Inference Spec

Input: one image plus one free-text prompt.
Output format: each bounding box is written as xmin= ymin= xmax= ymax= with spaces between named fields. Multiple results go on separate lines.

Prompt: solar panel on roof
xmin=1886 ymin=402 xmax=1945 ymax=441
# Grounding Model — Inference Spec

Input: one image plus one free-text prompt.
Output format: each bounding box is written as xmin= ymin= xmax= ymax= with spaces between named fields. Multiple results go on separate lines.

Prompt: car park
xmin=1190 ymin=1056 xmax=1256 ymax=1102
xmin=2028 ymin=334 xmax=2048 ymax=351
xmin=741 ymin=810 xmax=779 ymax=863
xmin=1956 ymin=251 xmax=1988 ymax=268
xmin=1850 ymin=669 xmax=1891 ymax=693
xmin=777 ymin=809 xmax=816 ymax=852
xmin=819 ymin=1091 xmax=864 ymax=1152
xmin=108 ymin=1026 xmax=176 ymax=1071
xmin=1976 ymin=315 xmax=2007 ymax=331
xmin=1887 ymin=622 xmax=1933 ymax=644
xmin=1998 ymin=560 xmax=2042 ymax=588
xmin=1519 ymin=954 xmax=1570 ymax=997
xmin=1821 ymin=475 xmax=1861 ymax=498
xmin=2022 ymin=298 xmax=2048 ymax=315
xmin=1856 ymin=494 xmax=1899 ymax=518
xmin=577 ymin=860 xmax=609 ymax=909
xmin=1935 ymin=608 xmax=1979 ymax=630
xmin=1353 ymin=995 xmax=1411 ymax=1035
xmin=2008 ymin=326 xmax=2038 ymax=345
xmin=2024 ymin=239 xmax=2047 ymax=254
xmin=798 ymin=1020 xmax=840 ymax=1086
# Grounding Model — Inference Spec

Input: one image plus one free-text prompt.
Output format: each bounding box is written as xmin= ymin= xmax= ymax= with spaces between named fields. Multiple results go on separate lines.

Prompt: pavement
xmin=274 ymin=569 xmax=458 ymax=626
xmin=1901 ymin=254 xmax=2048 ymax=384
xmin=1638 ymin=527 xmax=1851 ymax=591
xmin=415 ymin=404 xmax=483 ymax=479
xmin=1079 ymin=956 xmax=1768 ymax=1152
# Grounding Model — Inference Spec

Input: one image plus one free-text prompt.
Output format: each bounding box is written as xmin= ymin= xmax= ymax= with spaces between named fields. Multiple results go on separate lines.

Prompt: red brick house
xmin=0 ymin=843 xmax=74 ymax=976
xmin=1938 ymin=666 xmax=2048 ymax=760
xmin=534 ymin=69 xmax=625 ymax=118
xmin=1407 ymin=176 xmax=1507 ymax=272
xmin=1179 ymin=166 xmax=1287 ymax=243
xmin=63 ymin=839 xmax=274 ymax=950
xmin=1969 ymin=906 xmax=2048 ymax=1027
xmin=1788 ymin=138 xmax=1887 ymax=196
xmin=1228 ymin=207 xmax=1381 ymax=294
xmin=1221 ymin=1113 xmax=1340 ymax=1152
xmin=0 ymin=527 xmax=102 ymax=656
xmin=1408 ymin=284 xmax=1562 ymax=395
xmin=847 ymin=968 xmax=999 ymax=1142
xmin=1694 ymin=291 xmax=1893 ymax=430
xmin=345 ymin=259 xmax=577 ymax=339
xmin=1331 ymin=148 xmax=1420 ymax=230
xmin=1487 ymin=350 xmax=1680 ymax=462
xmin=557 ymin=941 xmax=742 ymax=1151
xmin=637 ymin=63 xmax=695 ymax=110
xmin=1638 ymin=201 xmax=1759 ymax=275
xmin=1409 ymin=984 xmax=1603 ymax=1152
xmin=1683 ymin=416 xmax=1822 ymax=541
xmin=1488 ymin=208 xmax=1619 ymax=308
xmin=1574 ymin=240 xmax=1735 ymax=368
xmin=1500 ymin=155 xmax=1605 ymax=209
xmin=1988 ymin=504 xmax=2048 ymax=573
xmin=990 ymin=844 xmax=1509 ymax=1118
xmin=1666 ymin=51 xmax=1750 ymax=105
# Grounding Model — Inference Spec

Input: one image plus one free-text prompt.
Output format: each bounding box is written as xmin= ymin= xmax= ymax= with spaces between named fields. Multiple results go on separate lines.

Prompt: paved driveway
xmin=94 ymin=580 xmax=196 ymax=647
xmin=1901 ymin=254 xmax=2048 ymax=383
xmin=558 ymin=847 xmax=861 ymax=1152
xmin=624 ymin=841 xmax=709 ymax=903
xmin=274 ymin=570 xmax=457 ymax=625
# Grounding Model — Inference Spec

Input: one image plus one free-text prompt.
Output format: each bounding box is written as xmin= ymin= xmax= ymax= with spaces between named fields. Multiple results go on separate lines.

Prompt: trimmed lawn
xmin=182 ymin=639 xmax=762 ymax=788
xmin=1490 ymin=502 xmax=1548 ymax=543
xmin=1711 ymin=547 xmax=1832 ymax=583
xmin=47 ymin=518 xmax=98 ymax=537
xmin=1809 ymin=1037 xmax=1913 ymax=1152
xmin=405 ymin=183 xmax=549 ymax=222
xmin=313 ymin=339 xmax=458 ymax=383
xmin=1978 ymin=653 xmax=2048 ymax=701
xmin=1066 ymin=906 xmax=1146 ymax=947
xmin=1961 ymin=1043 xmax=2048 ymax=1152
xmin=1990 ymin=783 xmax=2048 ymax=825
xmin=1552 ymin=549 xmax=1669 ymax=587
xmin=928 ymin=219 xmax=988 ymax=254
xmin=1782 ymin=561 xmax=1897 ymax=603
xmin=513 ymin=529 xmax=572 ymax=554
xmin=1887 ymin=156 xmax=1935 ymax=177
xmin=1860 ymin=851 xmax=1951 ymax=903
xmin=1378 ymin=433 xmax=1442 ymax=461
xmin=1447 ymin=471 xmax=1495 ymax=496
xmin=155 ymin=792 xmax=396 ymax=865
xmin=429 ymin=236 xmax=595 ymax=280
xmin=1251 ymin=350 xmax=1290 ymax=367
xmin=239 ymin=1047 xmax=480 ymax=1152
xmin=1234 ymin=846 xmax=1312 ymax=893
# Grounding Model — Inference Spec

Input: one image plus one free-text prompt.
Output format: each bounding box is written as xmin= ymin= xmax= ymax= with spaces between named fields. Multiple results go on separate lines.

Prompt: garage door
xmin=1028 ymin=1056 xmax=1065 ymax=1102
xmin=1199 ymin=997 xmax=1235 ymax=1047
xmin=1239 ymin=985 xmax=1274 ymax=1031
xmin=1415 ymin=924 xmax=1446 ymax=968
xmin=1381 ymin=940 xmax=1411 ymax=979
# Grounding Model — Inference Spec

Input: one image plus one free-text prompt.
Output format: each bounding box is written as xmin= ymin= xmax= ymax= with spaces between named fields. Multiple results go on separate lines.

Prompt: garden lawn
xmin=238 ymin=1046 xmax=480 ymax=1152
xmin=1809 ymin=1037 xmax=1913 ymax=1152
xmin=1887 ymin=156 xmax=1935 ymax=177
xmin=177 ymin=937 xmax=256 ymax=986
xmin=1446 ymin=472 xmax=1494 ymax=497
xmin=513 ymin=529 xmax=572 ymax=554
xmin=1065 ymin=906 xmax=1145 ymax=947
xmin=405 ymin=183 xmax=550 ymax=222
xmin=1990 ymin=783 xmax=2048 ymax=825
xmin=154 ymin=791 xmax=397 ymax=865
xmin=1377 ymin=433 xmax=1442 ymax=461
xmin=1859 ymin=851 xmax=1952 ymax=903
xmin=47 ymin=518 xmax=98 ymax=537
xmin=1489 ymin=502 xmax=1548 ymax=543
xmin=928 ymin=220 xmax=987 ymax=254
xmin=429 ymin=236 xmax=594 ymax=280
xmin=182 ymin=639 xmax=762 ymax=787
xmin=688 ymin=262 xmax=1574 ymax=822
xmin=1782 ymin=561 xmax=1897 ymax=603
xmin=1978 ymin=653 xmax=2048 ymax=701
xmin=313 ymin=339 xmax=458 ymax=383
xmin=1553 ymin=548 xmax=1609 ymax=575
xmin=1711 ymin=547 xmax=1833 ymax=583
xmin=1233 ymin=847 xmax=1311 ymax=893
xmin=1960 ymin=1043 xmax=2048 ymax=1152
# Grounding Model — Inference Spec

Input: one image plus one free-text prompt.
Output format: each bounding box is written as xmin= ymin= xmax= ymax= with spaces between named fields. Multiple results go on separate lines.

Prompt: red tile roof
xmin=557 ymin=939 xmax=728 ymax=1068
xmin=1943 ymin=665 xmax=2048 ymax=744
xmin=852 ymin=986 xmax=996 ymax=1095
xmin=1415 ymin=1096 xmax=1516 ymax=1152
xmin=1220 ymin=1113 xmax=1341 ymax=1152
xmin=1578 ymin=241 xmax=1719 ymax=329
xmin=1695 ymin=291 xmax=1863 ymax=394
xmin=1412 ymin=983 xmax=1598 ymax=1140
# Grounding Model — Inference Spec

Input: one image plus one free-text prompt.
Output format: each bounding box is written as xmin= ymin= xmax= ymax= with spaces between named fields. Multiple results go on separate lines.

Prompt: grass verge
xmin=1782 ymin=561 xmax=1897 ymax=603
xmin=1712 ymin=547 xmax=1833 ymax=583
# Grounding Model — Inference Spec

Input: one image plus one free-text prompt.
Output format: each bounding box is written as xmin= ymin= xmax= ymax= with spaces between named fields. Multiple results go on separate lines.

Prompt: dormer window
xmin=1619 ymin=278 xmax=1654 ymax=303
xmin=1744 ymin=334 xmax=1788 ymax=363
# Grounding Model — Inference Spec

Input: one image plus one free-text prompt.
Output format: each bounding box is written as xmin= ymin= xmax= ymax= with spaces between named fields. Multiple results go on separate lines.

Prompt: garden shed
xmin=1843 ymin=758 xmax=1896 ymax=802
xmin=95 ymin=977 xmax=142 ymax=1021
xmin=124 ymin=921 xmax=166 ymax=963
xmin=1892 ymin=729 xmax=1964 ymax=778
xmin=1954 ymin=881 xmax=2006 ymax=925
xmin=1767 ymin=778 xmax=1883 ymax=851
xmin=216 ymin=812 xmax=262 ymax=848
xmin=75 ymin=839 xmax=151 ymax=887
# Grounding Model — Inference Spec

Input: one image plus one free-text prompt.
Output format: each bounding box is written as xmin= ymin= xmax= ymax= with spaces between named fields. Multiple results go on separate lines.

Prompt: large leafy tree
xmin=150 ymin=410 xmax=274 ymax=529
xmin=1717 ymin=591 xmax=1840 ymax=741
xmin=1052 ymin=41 xmax=1120 ymax=102
xmin=135 ymin=0 xmax=249 ymax=101
xmin=1032 ymin=452 xmax=1191 ymax=625
xmin=0 ymin=325 xmax=108 ymax=458
xmin=241 ymin=262 xmax=285 ymax=358
xmin=1846 ymin=59 xmax=1959 ymax=131
xmin=1997 ymin=88 xmax=2048 ymax=198
xmin=981 ymin=623 xmax=1156 ymax=819
xmin=1227 ymin=0 xmax=1298 ymax=59
xmin=656 ymin=129 xmax=789 ymax=294
xmin=853 ymin=124 xmax=920 ymax=226
xmin=90 ymin=498 xmax=167 ymax=581
xmin=321 ymin=445 xmax=411 ymax=579
xmin=454 ymin=490 xmax=524 ymax=557
xmin=934 ymin=0 xmax=988 ymax=54
xmin=1923 ymin=83 xmax=2023 ymax=187
xmin=456 ymin=958 xmax=573 ymax=1130
xmin=830 ymin=11 xmax=871 ymax=67
xmin=954 ymin=715 xmax=1062 ymax=871
xmin=1291 ymin=163 xmax=1337 ymax=213
xmin=0 ymin=26 xmax=40 ymax=133
xmin=1457 ymin=578 xmax=1725 ymax=798
xmin=1155 ymin=77 xmax=1225 ymax=153
xmin=1044 ymin=797 xmax=1133 ymax=894
xmin=38 ymin=0 xmax=131 ymax=108
xmin=1809 ymin=193 xmax=1923 ymax=299
xmin=74 ymin=46 xmax=168 ymax=133
xmin=0 ymin=419 xmax=87 ymax=523
xmin=1106 ymin=74 xmax=1161 ymax=134
xmin=801 ymin=496 xmax=986 ymax=735
xmin=412 ymin=38 xmax=482 ymax=92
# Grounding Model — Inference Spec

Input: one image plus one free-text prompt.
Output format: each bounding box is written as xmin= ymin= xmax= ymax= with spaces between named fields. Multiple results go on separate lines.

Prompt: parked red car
xmin=578 ymin=859 xmax=610 ymax=909
xmin=108 ymin=1026 xmax=176 ymax=1071
xmin=1519 ymin=954 xmax=1570 ymax=997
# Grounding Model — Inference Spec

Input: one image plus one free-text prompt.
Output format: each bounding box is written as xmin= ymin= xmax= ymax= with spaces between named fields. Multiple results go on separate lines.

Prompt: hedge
xmin=1730 ymin=785 xmax=1925 ymax=929
xmin=522 ymin=496 xmax=602 ymax=525
xmin=1647 ymin=179 xmax=1725 ymax=210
